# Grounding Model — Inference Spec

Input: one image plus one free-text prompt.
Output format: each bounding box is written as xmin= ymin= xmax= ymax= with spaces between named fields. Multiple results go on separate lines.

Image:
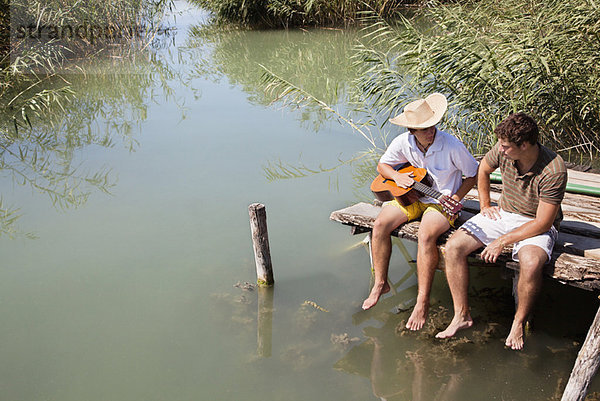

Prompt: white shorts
xmin=460 ymin=209 xmax=558 ymax=262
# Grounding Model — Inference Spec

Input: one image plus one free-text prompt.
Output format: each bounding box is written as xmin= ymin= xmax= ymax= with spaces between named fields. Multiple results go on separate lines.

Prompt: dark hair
xmin=494 ymin=113 xmax=538 ymax=146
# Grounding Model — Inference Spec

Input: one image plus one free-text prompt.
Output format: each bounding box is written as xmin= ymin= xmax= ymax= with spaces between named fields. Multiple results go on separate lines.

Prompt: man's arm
xmin=377 ymin=163 xmax=415 ymax=188
xmin=480 ymin=200 xmax=560 ymax=263
xmin=477 ymin=157 xmax=497 ymax=218
xmin=451 ymin=175 xmax=477 ymax=203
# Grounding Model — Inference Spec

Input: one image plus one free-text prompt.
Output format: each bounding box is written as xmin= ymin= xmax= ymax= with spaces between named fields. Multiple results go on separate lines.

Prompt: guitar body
xmin=370 ymin=163 xmax=463 ymax=216
xmin=370 ymin=163 xmax=431 ymax=205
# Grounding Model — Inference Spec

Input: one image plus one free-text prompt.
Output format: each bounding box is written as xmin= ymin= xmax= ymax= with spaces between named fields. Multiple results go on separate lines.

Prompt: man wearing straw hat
xmin=363 ymin=93 xmax=479 ymax=332
xmin=436 ymin=113 xmax=567 ymax=350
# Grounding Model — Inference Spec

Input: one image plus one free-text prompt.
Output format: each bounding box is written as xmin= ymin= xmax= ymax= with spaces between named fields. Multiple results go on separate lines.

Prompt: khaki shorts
xmin=384 ymin=199 xmax=457 ymax=227
xmin=460 ymin=208 xmax=558 ymax=262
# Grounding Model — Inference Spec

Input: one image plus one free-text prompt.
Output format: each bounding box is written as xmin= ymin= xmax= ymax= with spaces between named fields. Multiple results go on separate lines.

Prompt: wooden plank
xmin=566 ymin=169 xmax=600 ymax=187
xmin=331 ymin=202 xmax=600 ymax=259
xmin=330 ymin=202 xmax=600 ymax=291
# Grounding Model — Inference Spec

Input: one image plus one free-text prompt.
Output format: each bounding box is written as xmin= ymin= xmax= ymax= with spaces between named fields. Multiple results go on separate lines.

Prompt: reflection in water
xmin=257 ymin=286 xmax=274 ymax=358
xmin=186 ymin=26 xmax=358 ymax=112
xmin=0 ymin=51 xmax=185 ymax=236
xmin=334 ymin=235 xmax=595 ymax=400
xmin=183 ymin=24 xmax=386 ymax=195
xmin=365 ymin=319 xmax=465 ymax=401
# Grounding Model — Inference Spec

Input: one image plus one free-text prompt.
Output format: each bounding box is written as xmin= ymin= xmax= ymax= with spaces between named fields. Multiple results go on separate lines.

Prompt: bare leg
xmin=362 ymin=205 xmax=408 ymax=310
xmin=505 ymin=245 xmax=546 ymax=350
xmin=436 ymin=229 xmax=482 ymax=338
xmin=406 ymin=210 xmax=450 ymax=330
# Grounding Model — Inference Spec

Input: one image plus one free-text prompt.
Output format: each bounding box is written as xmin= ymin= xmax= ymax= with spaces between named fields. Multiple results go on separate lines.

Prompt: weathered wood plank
xmin=566 ymin=169 xmax=600 ymax=188
xmin=330 ymin=202 xmax=600 ymax=291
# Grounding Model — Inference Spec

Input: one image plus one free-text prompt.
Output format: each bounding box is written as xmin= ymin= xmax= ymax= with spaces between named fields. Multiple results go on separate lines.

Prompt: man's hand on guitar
xmin=392 ymin=172 xmax=415 ymax=189
xmin=439 ymin=194 xmax=463 ymax=218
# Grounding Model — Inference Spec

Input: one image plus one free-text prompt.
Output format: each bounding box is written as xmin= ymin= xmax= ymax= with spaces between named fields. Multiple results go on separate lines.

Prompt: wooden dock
xmin=330 ymin=171 xmax=600 ymax=291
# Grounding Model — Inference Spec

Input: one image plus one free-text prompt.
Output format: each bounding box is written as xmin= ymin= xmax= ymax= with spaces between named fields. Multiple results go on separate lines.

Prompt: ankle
xmin=453 ymin=307 xmax=471 ymax=320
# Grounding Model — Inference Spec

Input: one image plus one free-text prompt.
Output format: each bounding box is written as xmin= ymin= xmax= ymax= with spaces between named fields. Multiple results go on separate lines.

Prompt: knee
xmin=444 ymin=235 xmax=460 ymax=257
xmin=444 ymin=234 xmax=468 ymax=261
xmin=418 ymin=228 xmax=437 ymax=246
xmin=373 ymin=217 xmax=394 ymax=236
xmin=518 ymin=256 xmax=544 ymax=278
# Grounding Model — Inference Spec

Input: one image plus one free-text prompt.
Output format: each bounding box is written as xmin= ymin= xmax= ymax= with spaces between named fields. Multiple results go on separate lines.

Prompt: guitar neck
xmin=412 ymin=181 xmax=444 ymax=200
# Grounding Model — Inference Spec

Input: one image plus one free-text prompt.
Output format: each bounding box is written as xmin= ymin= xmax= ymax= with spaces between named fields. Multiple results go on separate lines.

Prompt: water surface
xmin=0 ymin=2 xmax=598 ymax=400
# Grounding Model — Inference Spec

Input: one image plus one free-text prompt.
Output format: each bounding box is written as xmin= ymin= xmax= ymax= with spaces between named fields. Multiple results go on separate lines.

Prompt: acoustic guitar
xmin=370 ymin=163 xmax=463 ymax=216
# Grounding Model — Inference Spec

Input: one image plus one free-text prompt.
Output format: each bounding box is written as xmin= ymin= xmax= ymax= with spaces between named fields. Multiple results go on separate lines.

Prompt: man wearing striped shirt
xmin=436 ymin=113 xmax=567 ymax=350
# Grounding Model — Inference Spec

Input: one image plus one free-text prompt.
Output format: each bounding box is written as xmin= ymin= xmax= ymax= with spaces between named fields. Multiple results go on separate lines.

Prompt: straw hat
xmin=389 ymin=93 xmax=448 ymax=129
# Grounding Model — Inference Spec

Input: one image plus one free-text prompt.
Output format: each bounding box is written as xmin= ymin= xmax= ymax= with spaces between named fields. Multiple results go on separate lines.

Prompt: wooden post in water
xmin=248 ymin=203 xmax=274 ymax=287
xmin=561 ymin=303 xmax=600 ymax=401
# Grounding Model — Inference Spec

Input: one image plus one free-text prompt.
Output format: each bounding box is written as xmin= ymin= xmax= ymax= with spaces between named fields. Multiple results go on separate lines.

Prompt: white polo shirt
xmin=379 ymin=128 xmax=479 ymax=204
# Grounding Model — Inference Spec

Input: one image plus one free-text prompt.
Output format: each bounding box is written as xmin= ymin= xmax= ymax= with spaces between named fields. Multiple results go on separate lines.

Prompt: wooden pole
xmin=248 ymin=203 xmax=274 ymax=287
xmin=561 ymin=303 xmax=600 ymax=401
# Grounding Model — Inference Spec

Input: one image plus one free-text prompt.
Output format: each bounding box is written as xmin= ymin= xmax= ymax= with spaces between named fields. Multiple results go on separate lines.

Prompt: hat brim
xmin=389 ymin=93 xmax=448 ymax=128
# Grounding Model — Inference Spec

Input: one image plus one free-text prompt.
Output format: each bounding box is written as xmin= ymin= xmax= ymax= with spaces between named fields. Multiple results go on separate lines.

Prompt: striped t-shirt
xmin=484 ymin=142 xmax=567 ymax=227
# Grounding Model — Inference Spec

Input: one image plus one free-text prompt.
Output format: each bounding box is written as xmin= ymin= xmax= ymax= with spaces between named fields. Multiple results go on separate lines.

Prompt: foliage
xmin=354 ymin=0 xmax=600 ymax=158
xmin=189 ymin=0 xmax=413 ymax=28
xmin=0 ymin=0 xmax=175 ymax=237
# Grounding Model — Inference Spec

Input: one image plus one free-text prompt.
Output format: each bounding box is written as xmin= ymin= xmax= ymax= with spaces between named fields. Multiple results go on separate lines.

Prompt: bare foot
xmin=435 ymin=315 xmax=473 ymax=339
xmin=405 ymin=302 xmax=429 ymax=331
xmin=362 ymin=281 xmax=390 ymax=310
xmin=505 ymin=320 xmax=525 ymax=350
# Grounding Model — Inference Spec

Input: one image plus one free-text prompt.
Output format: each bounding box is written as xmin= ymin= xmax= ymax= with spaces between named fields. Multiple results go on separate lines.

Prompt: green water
xmin=0 ymin=2 xmax=599 ymax=400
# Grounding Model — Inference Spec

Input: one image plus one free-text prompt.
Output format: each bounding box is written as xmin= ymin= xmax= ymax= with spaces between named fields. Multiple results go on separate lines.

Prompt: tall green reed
xmin=354 ymin=0 xmax=600 ymax=158
xmin=190 ymin=0 xmax=412 ymax=28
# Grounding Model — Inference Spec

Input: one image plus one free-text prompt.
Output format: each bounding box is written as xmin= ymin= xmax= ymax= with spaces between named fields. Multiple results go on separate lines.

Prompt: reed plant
xmin=0 ymin=0 xmax=174 ymax=236
xmin=354 ymin=0 xmax=600 ymax=158
xmin=259 ymin=0 xmax=600 ymax=191
xmin=190 ymin=0 xmax=413 ymax=28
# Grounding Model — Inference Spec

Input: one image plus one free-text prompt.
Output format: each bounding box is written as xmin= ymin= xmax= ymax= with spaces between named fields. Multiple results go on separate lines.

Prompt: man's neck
xmin=516 ymin=142 xmax=540 ymax=174
xmin=415 ymin=129 xmax=436 ymax=153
